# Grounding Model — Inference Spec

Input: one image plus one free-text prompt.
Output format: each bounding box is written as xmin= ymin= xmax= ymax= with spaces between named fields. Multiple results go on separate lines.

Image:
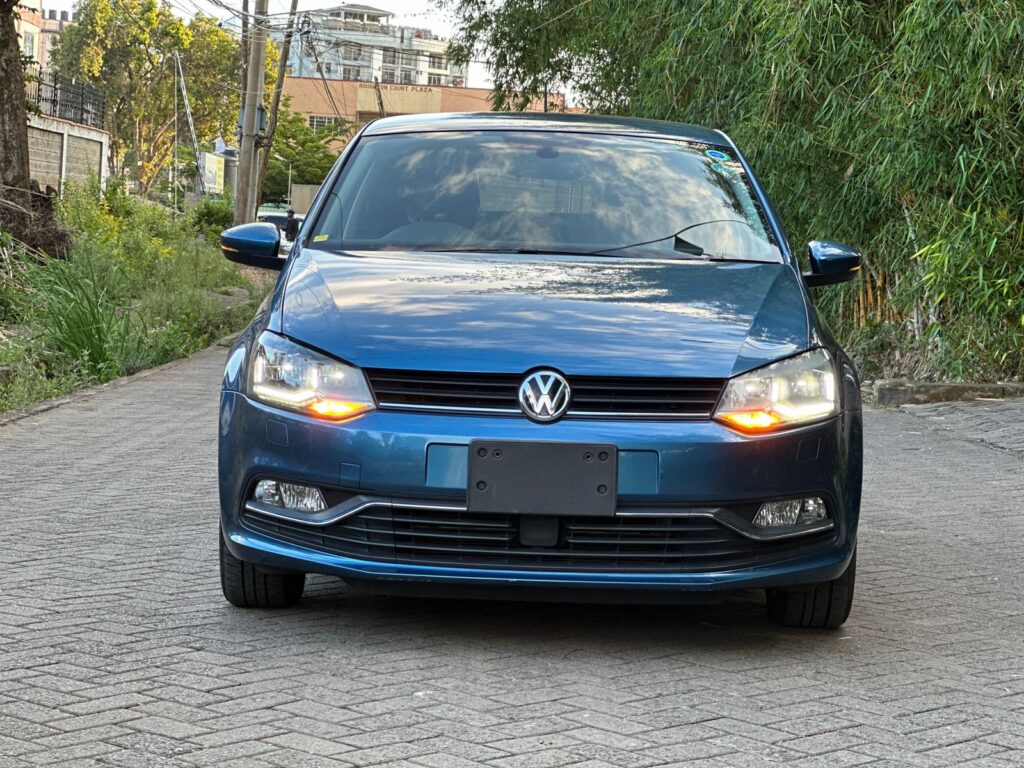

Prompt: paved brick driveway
xmin=2 ymin=346 xmax=1024 ymax=767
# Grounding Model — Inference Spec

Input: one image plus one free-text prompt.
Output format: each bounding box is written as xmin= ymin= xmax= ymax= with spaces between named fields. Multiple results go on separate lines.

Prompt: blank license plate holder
xmin=467 ymin=440 xmax=617 ymax=517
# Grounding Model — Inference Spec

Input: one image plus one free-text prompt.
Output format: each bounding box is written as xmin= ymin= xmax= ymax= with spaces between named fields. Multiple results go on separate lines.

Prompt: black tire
xmin=220 ymin=535 xmax=305 ymax=608
xmin=765 ymin=551 xmax=855 ymax=629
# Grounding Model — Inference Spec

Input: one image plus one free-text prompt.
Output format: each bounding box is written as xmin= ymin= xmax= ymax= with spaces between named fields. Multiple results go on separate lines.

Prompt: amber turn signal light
xmin=716 ymin=410 xmax=783 ymax=431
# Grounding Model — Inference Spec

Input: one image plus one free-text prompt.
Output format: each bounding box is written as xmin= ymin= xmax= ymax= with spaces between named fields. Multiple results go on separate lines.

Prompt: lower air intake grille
xmin=241 ymin=506 xmax=836 ymax=573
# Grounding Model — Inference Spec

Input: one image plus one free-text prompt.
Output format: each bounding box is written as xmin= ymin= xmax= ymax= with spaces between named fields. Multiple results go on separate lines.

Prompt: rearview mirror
xmin=803 ymin=240 xmax=861 ymax=287
xmin=220 ymin=222 xmax=284 ymax=271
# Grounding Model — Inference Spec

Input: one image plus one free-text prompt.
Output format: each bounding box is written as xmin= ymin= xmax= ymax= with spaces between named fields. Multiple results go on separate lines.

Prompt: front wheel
xmin=220 ymin=534 xmax=305 ymax=608
xmin=765 ymin=551 xmax=855 ymax=629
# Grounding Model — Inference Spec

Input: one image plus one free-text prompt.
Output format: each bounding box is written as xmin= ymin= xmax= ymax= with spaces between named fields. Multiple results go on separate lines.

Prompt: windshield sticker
xmin=705 ymin=149 xmax=732 ymax=162
xmin=711 ymin=161 xmax=739 ymax=177
xmin=313 ymin=234 xmax=329 ymax=242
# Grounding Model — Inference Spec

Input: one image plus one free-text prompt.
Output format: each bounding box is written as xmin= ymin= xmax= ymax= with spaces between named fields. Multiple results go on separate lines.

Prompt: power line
xmin=163 ymin=0 xmax=494 ymax=83
xmin=302 ymin=19 xmax=346 ymax=123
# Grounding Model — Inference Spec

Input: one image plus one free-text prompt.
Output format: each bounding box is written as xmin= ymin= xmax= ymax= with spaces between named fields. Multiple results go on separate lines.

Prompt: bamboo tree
xmin=445 ymin=0 xmax=1024 ymax=381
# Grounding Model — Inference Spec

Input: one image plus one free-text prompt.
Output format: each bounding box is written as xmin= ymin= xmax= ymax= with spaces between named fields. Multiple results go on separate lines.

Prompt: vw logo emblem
xmin=518 ymin=370 xmax=571 ymax=422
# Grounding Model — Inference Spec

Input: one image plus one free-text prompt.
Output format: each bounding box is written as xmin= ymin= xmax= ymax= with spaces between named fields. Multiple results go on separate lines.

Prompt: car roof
xmin=360 ymin=112 xmax=727 ymax=145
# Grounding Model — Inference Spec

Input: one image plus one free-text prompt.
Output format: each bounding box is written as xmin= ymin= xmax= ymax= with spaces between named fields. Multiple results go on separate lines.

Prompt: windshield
xmin=309 ymin=130 xmax=782 ymax=262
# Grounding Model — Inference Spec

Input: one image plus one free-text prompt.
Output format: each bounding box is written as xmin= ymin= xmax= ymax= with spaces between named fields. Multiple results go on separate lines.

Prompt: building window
xmin=309 ymin=115 xmax=342 ymax=131
xmin=400 ymin=52 xmax=417 ymax=68
xmin=382 ymin=48 xmax=397 ymax=65
xmin=381 ymin=68 xmax=396 ymax=83
xmin=22 ymin=31 xmax=35 ymax=59
xmin=342 ymin=66 xmax=363 ymax=81
xmin=321 ymin=62 xmax=332 ymax=75
xmin=428 ymin=53 xmax=446 ymax=70
xmin=401 ymin=69 xmax=414 ymax=84
xmin=343 ymin=43 xmax=368 ymax=62
xmin=428 ymin=74 xmax=441 ymax=86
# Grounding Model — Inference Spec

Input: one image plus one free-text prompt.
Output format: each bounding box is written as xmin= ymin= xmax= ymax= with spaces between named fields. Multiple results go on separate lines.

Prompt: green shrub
xmin=0 ymin=182 xmax=260 ymax=412
xmin=19 ymin=242 xmax=141 ymax=380
xmin=189 ymin=198 xmax=235 ymax=244
xmin=0 ymin=336 xmax=88 ymax=413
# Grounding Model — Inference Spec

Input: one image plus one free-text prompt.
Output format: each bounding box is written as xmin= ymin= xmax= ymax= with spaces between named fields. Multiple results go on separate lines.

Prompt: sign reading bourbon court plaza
xmin=358 ymin=83 xmax=434 ymax=94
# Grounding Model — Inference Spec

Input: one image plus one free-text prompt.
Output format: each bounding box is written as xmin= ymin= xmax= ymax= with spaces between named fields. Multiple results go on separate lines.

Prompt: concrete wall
xmin=27 ymin=114 xmax=109 ymax=192
xmin=27 ymin=125 xmax=63 ymax=190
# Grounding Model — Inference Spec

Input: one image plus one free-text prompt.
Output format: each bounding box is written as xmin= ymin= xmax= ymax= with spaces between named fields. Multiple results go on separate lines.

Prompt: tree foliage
xmin=53 ymin=0 xmax=276 ymax=194
xmin=446 ymin=0 xmax=1024 ymax=380
xmin=260 ymin=105 xmax=346 ymax=204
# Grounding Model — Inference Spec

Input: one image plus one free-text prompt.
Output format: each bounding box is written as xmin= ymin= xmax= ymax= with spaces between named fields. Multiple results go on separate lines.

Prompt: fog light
xmin=253 ymin=480 xmax=327 ymax=512
xmin=753 ymin=497 xmax=830 ymax=528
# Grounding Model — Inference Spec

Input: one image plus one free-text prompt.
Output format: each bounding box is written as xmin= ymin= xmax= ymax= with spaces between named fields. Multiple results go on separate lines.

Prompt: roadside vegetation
xmin=446 ymin=0 xmax=1024 ymax=381
xmin=0 ymin=182 xmax=260 ymax=413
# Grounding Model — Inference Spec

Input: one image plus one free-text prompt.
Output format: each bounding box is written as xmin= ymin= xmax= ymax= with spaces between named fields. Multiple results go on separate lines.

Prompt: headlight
xmin=714 ymin=348 xmax=838 ymax=433
xmin=249 ymin=331 xmax=375 ymax=420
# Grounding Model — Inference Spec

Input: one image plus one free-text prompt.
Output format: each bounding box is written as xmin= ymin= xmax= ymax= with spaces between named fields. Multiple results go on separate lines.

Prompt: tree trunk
xmin=0 ymin=2 xmax=31 ymax=205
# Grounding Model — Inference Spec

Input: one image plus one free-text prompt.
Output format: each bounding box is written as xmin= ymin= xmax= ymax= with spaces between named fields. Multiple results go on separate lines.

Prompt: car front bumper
xmin=218 ymin=391 xmax=861 ymax=593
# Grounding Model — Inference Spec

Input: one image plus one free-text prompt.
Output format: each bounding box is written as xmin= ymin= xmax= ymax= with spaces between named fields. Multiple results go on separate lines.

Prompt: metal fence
xmin=26 ymin=68 xmax=106 ymax=130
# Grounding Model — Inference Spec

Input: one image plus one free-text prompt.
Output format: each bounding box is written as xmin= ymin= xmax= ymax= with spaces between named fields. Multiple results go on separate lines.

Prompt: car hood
xmin=280 ymin=250 xmax=810 ymax=378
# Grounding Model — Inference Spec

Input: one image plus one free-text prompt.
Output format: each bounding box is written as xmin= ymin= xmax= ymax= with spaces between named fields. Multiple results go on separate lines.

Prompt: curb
xmin=873 ymin=379 xmax=1024 ymax=407
xmin=0 ymin=341 xmax=233 ymax=428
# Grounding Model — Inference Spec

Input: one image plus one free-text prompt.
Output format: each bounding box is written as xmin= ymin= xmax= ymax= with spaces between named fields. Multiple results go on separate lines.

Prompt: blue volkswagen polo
xmin=218 ymin=113 xmax=863 ymax=628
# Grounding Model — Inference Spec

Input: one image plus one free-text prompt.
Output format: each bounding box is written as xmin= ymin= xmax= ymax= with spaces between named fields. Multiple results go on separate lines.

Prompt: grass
xmin=0 ymin=181 xmax=263 ymax=414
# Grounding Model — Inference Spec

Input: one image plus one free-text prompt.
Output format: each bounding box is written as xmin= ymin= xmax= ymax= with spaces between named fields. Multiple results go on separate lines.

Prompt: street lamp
xmin=273 ymin=153 xmax=292 ymax=206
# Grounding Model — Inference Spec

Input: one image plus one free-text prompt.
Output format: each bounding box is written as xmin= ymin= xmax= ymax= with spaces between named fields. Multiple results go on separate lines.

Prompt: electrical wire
xmin=304 ymin=25 xmax=346 ymax=122
xmin=161 ymin=1 xmax=503 ymax=120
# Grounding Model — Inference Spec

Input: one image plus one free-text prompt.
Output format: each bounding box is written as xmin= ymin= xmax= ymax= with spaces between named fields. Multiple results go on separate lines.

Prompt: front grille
xmin=365 ymin=369 xmax=725 ymax=420
xmin=241 ymin=506 xmax=836 ymax=573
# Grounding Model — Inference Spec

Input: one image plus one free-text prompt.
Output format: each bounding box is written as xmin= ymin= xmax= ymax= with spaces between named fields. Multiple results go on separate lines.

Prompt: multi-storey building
xmin=14 ymin=0 xmax=43 ymax=65
xmin=283 ymin=77 xmax=562 ymax=137
xmin=38 ymin=9 xmax=76 ymax=71
xmin=286 ymin=3 xmax=468 ymax=87
xmin=14 ymin=3 xmax=74 ymax=70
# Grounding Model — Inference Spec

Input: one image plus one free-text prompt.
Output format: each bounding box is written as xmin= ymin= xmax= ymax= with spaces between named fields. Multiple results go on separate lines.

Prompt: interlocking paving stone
xmin=902 ymin=399 xmax=1024 ymax=454
xmin=2 ymin=345 xmax=1024 ymax=766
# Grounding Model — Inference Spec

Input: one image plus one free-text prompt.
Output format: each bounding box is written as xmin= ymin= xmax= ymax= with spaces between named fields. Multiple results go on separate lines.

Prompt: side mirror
xmin=220 ymin=222 xmax=284 ymax=271
xmin=803 ymin=240 xmax=861 ymax=287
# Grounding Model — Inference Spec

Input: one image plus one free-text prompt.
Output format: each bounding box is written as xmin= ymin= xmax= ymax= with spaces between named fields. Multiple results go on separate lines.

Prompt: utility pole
xmin=175 ymin=51 xmax=205 ymax=195
xmin=234 ymin=0 xmax=268 ymax=225
xmin=255 ymin=0 xmax=299 ymax=205
xmin=239 ymin=0 xmax=249 ymax=124
xmin=373 ymin=77 xmax=385 ymax=118
xmin=172 ymin=55 xmax=177 ymax=216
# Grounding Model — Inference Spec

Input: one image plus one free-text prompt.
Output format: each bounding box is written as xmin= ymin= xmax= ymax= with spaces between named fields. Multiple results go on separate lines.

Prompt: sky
xmin=44 ymin=0 xmax=495 ymax=87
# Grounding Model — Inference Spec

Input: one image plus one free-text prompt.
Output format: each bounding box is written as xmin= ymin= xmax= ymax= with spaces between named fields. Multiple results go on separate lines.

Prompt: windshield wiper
xmin=511 ymin=246 xmax=608 ymax=256
xmin=417 ymin=246 xmax=607 ymax=257
xmin=588 ymin=219 xmax=753 ymax=257
xmin=394 ymin=233 xmax=763 ymax=262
